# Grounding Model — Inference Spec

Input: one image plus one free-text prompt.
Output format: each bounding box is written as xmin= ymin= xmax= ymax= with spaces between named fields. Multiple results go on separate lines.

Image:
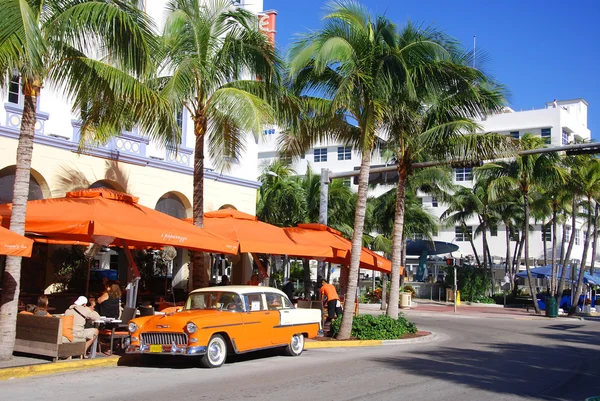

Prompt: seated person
xmin=65 ymin=296 xmax=101 ymax=356
xmin=96 ymin=282 xmax=121 ymax=319
xmin=34 ymin=295 xmax=51 ymax=316
xmin=19 ymin=304 xmax=36 ymax=315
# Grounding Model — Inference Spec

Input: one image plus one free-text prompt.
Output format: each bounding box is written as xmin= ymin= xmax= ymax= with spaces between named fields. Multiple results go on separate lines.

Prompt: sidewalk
xmin=358 ymin=300 xmax=547 ymax=320
xmin=0 ymin=353 xmax=119 ymax=381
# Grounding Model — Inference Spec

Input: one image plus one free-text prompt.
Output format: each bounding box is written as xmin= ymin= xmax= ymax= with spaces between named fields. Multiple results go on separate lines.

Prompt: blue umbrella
xmin=516 ymin=265 xmax=597 ymax=285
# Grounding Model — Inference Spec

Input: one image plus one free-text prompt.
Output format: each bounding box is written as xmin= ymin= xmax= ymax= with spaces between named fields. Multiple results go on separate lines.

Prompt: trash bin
xmin=545 ymin=295 xmax=558 ymax=318
xmin=400 ymin=292 xmax=412 ymax=309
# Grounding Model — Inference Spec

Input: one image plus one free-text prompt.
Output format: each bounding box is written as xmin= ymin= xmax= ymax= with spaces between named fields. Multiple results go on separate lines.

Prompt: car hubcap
xmin=291 ymin=335 xmax=303 ymax=353
xmin=208 ymin=340 xmax=224 ymax=364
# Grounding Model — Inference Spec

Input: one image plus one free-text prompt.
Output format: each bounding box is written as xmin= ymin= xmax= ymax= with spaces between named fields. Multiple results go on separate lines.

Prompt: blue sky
xmin=264 ymin=0 xmax=600 ymax=139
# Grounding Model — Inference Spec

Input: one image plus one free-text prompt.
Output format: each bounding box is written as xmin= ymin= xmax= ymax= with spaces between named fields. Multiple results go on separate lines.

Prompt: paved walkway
xmin=359 ymin=300 xmax=548 ymax=320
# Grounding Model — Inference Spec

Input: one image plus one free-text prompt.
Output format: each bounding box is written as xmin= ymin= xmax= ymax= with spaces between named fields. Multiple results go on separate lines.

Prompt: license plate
xmin=149 ymin=344 xmax=163 ymax=353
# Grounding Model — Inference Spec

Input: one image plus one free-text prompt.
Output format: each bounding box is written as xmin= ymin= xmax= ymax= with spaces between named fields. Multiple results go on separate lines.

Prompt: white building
xmin=258 ymin=98 xmax=596 ymax=271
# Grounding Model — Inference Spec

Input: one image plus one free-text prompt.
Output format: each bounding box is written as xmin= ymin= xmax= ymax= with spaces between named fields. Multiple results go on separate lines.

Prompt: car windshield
xmin=185 ymin=291 xmax=244 ymax=312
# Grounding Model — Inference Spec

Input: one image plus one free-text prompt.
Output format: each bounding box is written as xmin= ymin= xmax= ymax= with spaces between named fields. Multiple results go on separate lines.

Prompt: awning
xmin=0 ymin=188 xmax=238 ymax=254
xmin=186 ymin=209 xmax=333 ymax=258
xmin=517 ymin=265 xmax=598 ymax=285
xmin=0 ymin=226 xmax=33 ymax=257
xmin=284 ymin=223 xmax=393 ymax=274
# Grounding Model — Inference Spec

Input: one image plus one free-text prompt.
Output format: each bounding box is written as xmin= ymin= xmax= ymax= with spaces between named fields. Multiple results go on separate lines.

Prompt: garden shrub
xmin=330 ymin=314 xmax=418 ymax=340
xmin=402 ymin=284 xmax=417 ymax=299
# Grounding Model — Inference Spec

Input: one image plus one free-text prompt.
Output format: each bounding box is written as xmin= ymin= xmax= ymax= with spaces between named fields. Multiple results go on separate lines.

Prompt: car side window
xmin=245 ymin=294 xmax=264 ymax=311
xmin=265 ymin=293 xmax=291 ymax=310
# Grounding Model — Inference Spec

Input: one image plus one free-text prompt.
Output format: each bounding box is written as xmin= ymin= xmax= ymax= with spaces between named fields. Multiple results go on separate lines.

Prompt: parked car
xmin=127 ymin=285 xmax=323 ymax=368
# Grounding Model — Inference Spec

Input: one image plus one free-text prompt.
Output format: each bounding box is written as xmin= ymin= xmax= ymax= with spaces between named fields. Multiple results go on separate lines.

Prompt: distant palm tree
xmin=569 ymin=158 xmax=600 ymax=306
xmin=488 ymin=192 xmax=522 ymax=287
xmin=479 ymin=134 xmax=565 ymax=314
xmin=257 ymin=161 xmax=306 ymax=227
xmin=441 ymin=186 xmax=483 ymax=267
xmin=159 ymin=0 xmax=280 ymax=286
xmin=0 ymin=0 xmax=172 ymax=361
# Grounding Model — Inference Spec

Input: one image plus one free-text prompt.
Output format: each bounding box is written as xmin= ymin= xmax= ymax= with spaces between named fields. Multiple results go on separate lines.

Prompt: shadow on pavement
xmin=370 ymin=325 xmax=600 ymax=401
xmin=117 ymin=348 xmax=286 ymax=369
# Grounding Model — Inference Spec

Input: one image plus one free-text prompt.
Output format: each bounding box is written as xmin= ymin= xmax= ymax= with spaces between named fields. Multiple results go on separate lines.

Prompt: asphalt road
xmin=2 ymin=314 xmax=599 ymax=401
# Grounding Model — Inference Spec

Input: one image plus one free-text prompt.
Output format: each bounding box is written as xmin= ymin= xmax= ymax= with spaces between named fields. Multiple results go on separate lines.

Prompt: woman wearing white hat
xmin=65 ymin=296 xmax=101 ymax=356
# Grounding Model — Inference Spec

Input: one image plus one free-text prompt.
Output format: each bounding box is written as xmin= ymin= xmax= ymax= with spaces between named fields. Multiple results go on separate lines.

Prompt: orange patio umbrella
xmin=0 ymin=226 xmax=33 ymax=257
xmin=284 ymin=223 xmax=394 ymax=274
xmin=0 ymin=188 xmax=238 ymax=255
xmin=186 ymin=209 xmax=333 ymax=258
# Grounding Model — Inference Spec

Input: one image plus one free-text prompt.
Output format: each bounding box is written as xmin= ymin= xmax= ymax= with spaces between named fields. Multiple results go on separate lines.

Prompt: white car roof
xmin=189 ymin=285 xmax=287 ymax=297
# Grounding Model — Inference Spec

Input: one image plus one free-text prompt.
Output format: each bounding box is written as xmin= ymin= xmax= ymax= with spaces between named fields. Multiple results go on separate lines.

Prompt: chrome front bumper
xmin=126 ymin=343 xmax=207 ymax=356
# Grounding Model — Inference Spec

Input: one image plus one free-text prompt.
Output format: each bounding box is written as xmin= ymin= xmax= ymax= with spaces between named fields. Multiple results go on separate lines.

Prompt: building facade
xmin=0 ymin=0 xmax=276 ymax=293
xmin=258 ymin=98 xmax=596 ymax=272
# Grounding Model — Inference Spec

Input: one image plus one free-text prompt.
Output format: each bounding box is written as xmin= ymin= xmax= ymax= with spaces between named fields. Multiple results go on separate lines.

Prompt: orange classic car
xmin=127 ymin=286 xmax=323 ymax=368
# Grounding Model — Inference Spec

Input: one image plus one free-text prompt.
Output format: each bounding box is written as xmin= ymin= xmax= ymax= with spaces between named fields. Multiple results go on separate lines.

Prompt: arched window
xmin=155 ymin=193 xmax=186 ymax=219
xmin=89 ymin=180 xmax=118 ymax=190
xmin=0 ymin=167 xmax=44 ymax=204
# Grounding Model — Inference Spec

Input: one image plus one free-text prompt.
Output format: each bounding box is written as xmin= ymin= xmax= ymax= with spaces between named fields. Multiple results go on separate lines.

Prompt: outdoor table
xmin=90 ymin=318 xmax=122 ymax=358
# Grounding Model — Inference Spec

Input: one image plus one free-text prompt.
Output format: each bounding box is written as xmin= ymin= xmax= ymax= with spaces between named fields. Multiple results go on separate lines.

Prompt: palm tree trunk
xmin=559 ymin=222 xmax=567 ymax=266
xmin=557 ymin=197 xmax=577 ymax=300
xmin=542 ymin=223 xmax=548 ymax=266
xmin=467 ymin=226 xmax=481 ymax=267
xmin=551 ymin=209 xmax=558 ymax=296
xmin=505 ymin=222 xmax=511 ymax=274
xmin=572 ymin=196 xmax=593 ymax=309
xmin=590 ymin=203 xmax=599 ymax=275
xmin=387 ymin=164 xmax=408 ymax=318
xmin=302 ymin=258 xmax=311 ymax=299
xmin=191 ymin=115 xmax=209 ymax=289
xmin=0 ymin=88 xmax=38 ymax=361
xmin=512 ymin=233 xmax=524 ymax=294
xmin=338 ymin=151 xmax=372 ymax=339
xmin=481 ymin=217 xmax=494 ymax=296
xmin=380 ymin=274 xmax=387 ymax=311
xmin=523 ymin=189 xmax=540 ymax=314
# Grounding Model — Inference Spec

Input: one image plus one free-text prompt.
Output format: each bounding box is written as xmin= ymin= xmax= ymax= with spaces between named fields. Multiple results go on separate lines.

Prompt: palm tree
xmin=480 ymin=134 xmax=565 ymax=314
xmin=257 ymin=161 xmax=306 ymax=227
xmin=531 ymin=184 xmax=571 ymax=295
xmin=590 ymin=202 xmax=599 ymax=275
xmin=569 ymin=158 xmax=600 ymax=307
xmin=286 ymin=1 xmax=398 ymax=339
xmin=159 ymin=0 xmax=280 ymax=287
xmin=441 ymin=186 xmax=483 ymax=267
xmin=0 ymin=0 xmax=173 ymax=361
xmin=381 ymin=25 xmax=513 ymax=318
xmin=488 ymin=191 xmax=522 ymax=288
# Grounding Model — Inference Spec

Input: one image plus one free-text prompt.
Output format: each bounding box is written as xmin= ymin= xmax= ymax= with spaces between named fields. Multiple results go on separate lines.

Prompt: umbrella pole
xmin=121 ymin=240 xmax=141 ymax=309
xmin=85 ymin=258 xmax=92 ymax=297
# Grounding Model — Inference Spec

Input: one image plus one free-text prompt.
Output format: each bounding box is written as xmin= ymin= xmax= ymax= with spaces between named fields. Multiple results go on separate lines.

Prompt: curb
xmin=305 ymin=339 xmax=382 ymax=349
xmin=304 ymin=331 xmax=437 ymax=349
xmin=0 ymin=357 xmax=119 ymax=381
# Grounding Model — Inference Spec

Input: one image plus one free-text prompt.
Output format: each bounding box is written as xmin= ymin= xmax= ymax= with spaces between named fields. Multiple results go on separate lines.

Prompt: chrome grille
xmin=141 ymin=332 xmax=188 ymax=345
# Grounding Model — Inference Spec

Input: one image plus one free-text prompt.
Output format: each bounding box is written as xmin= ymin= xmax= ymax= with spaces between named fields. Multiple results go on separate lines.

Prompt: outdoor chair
xmin=99 ymin=307 xmax=136 ymax=355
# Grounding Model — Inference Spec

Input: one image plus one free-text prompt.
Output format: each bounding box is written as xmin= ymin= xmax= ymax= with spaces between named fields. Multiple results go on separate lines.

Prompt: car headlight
xmin=128 ymin=322 xmax=138 ymax=333
xmin=186 ymin=322 xmax=197 ymax=334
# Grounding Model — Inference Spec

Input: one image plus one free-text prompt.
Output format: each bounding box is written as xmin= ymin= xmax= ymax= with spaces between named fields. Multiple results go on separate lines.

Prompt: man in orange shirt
xmin=320 ymin=279 xmax=343 ymax=323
